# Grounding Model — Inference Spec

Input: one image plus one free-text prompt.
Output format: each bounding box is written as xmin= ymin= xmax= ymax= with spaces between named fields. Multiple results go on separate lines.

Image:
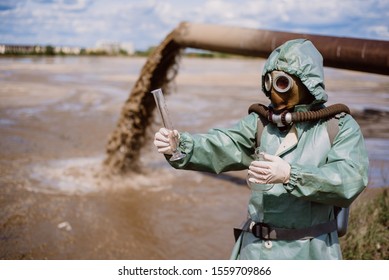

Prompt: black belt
xmin=234 ymin=219 xmax=337 ymax=241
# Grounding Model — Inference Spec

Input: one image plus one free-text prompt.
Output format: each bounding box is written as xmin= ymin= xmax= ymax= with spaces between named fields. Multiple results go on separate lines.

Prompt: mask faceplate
xmin=265 ymin=71 xmax=314 ymax=112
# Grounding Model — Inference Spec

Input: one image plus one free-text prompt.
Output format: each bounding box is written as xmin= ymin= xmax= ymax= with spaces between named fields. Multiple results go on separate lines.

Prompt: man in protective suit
xmin=153 ymin=39 xmax=369 ymax=259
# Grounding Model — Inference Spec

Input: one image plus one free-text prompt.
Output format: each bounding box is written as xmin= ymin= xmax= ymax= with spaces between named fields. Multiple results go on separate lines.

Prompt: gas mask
xmin=263 ymin=70 xmax=314 ymax=114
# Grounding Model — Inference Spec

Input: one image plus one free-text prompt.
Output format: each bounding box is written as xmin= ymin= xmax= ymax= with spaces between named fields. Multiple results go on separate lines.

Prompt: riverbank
xmin=341 ymin=187 xmax=389 ymax=259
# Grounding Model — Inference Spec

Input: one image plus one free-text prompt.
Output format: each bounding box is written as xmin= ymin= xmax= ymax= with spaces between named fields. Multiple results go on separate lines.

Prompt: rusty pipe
xmin=174 ymin=22 xmax=389 ymax=75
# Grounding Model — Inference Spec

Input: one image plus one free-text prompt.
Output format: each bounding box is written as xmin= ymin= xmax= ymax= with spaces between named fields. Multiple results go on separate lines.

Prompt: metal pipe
xmin=174 ymin=22 xmax=389 ymax=75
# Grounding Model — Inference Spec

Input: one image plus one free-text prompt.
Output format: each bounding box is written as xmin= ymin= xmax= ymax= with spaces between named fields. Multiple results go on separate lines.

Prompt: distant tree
xmin=119 ymin=49 xmax=128 ymax=55
xmin=45 ymin=45 xmax=55 ymax=55
xmin=134 ymin=46 xmax=156 ymax=57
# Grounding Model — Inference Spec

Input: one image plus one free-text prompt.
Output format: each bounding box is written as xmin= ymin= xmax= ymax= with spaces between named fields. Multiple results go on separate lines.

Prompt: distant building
xmin=0 ymin=44 xmax=81 ymax=55
xmin=0 ymin=42 xmax=133 ymax=56
xmin=0 ymin=44 xmax=35 ymax=54
xmin=95 ymin=41 xmax=134 ymax=55
xmin=54 ymin=46 xmax=81 ymax=55
xmin=120 ymin=42 xmax=135 ymax=55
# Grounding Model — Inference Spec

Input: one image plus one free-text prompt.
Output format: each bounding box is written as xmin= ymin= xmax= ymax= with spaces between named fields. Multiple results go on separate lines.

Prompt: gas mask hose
xmin=248 ymin=103 xmax=350 ymax=126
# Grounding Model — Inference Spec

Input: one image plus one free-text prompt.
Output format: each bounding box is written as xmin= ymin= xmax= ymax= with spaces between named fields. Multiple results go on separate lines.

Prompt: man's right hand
xmin=153 ymin=128 xmax=179 ymax=155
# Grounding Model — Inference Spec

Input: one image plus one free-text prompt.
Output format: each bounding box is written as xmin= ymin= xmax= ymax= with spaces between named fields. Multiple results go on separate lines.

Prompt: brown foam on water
xmin=28 ymin=156 xmax=175 ymax=195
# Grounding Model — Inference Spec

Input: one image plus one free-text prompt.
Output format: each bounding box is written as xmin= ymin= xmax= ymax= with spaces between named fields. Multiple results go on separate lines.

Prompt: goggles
xmin=264 ymin=71 xmax=294 ymax=94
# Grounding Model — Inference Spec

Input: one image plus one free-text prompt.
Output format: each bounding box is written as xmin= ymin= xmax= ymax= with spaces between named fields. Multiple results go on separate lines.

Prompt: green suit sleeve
xmin=285 ymin=115 xmax=369 ymax=208
xmin=168 ymin=113 xmax=258 ymax=174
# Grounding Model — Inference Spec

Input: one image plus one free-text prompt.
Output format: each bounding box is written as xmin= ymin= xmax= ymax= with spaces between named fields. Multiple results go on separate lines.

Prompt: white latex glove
xmin=248 ymin=153 xmax=291 ymax=184
xmin=153 ymin=128 xmax=180 ymax=155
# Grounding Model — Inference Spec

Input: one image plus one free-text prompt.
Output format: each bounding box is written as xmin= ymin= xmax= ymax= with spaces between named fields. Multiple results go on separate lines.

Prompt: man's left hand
xmin=248 ymin=153 xmax=291 ymax=184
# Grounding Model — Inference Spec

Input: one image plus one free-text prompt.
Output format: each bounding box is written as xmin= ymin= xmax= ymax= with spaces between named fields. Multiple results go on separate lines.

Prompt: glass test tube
xmin=151 ymin=88 xmax=186 ymax=161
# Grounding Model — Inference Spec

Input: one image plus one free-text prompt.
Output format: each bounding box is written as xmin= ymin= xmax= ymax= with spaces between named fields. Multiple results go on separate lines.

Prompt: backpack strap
xmin=326 ymin=114 xmax=344 ymax=145
xmin=326 ymin=113 xmax=351 ymax=237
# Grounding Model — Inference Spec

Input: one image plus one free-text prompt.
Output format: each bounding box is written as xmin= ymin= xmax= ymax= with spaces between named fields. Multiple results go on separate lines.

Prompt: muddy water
xmin=0 ymin=56 xmax=388 ymax=259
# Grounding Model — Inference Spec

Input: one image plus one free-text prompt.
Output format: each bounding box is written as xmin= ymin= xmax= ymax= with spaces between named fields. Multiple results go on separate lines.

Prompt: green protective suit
xmin=168 ymin=39 xmax=369 ymax=260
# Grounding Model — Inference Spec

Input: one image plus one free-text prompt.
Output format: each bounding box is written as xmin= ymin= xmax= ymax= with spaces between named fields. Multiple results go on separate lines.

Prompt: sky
xmin=1 ymin=0 xmax=389 ymax=51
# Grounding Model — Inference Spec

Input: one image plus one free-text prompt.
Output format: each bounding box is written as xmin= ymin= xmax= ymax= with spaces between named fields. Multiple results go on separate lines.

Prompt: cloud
xmin=1 ymin=0 xmax=388 ymax=50
xmin=366 ymin=25 xmax=389 ymax=38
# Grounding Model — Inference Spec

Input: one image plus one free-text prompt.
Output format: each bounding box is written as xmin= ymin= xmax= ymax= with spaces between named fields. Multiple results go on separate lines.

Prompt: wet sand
xmin=0 ymin=56 xmax=388 ymax=259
